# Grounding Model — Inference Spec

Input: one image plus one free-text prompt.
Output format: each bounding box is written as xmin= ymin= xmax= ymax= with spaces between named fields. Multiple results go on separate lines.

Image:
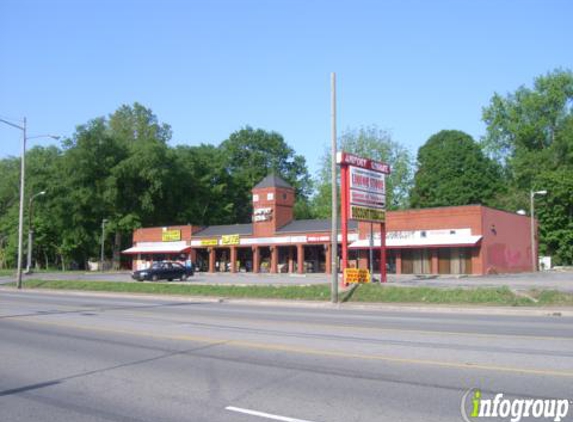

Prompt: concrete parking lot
xmin=1 ymin=268 xmax=572 ymax=291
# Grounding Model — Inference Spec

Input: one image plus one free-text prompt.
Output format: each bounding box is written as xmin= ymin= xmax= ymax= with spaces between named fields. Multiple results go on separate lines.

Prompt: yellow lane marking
xmin=1 ymin=298 xmax=571 ymax=343
xmin=100 ymin=308 xmax=573 ymax=343
xmin=6 ymin=316 xmax=573 ymax=378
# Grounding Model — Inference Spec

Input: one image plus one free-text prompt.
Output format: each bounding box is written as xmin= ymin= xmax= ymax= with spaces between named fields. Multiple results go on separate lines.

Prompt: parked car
xmin=132 ymin=261 xmax=193 ymax=282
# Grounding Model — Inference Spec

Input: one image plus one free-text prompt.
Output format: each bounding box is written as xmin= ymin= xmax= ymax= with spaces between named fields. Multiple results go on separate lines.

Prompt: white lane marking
xmin=225 ymin=406 xmax=318 ymax=422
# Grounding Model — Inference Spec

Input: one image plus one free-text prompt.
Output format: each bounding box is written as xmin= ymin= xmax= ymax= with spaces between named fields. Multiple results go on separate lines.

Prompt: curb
xmin=2 ymin=286 xmax=572 ymax=317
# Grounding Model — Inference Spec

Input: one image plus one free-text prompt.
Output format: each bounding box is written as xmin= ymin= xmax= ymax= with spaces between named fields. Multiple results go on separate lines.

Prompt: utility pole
xmin=100 ymin=219 xmax=108 ymax=272
xmin=17 ymin=118 xmax=27 ymax=289
xmin=0 ymin=117 xmax=58 ymax=288
xmin=330 ymin=72 xmax=338 ymax=304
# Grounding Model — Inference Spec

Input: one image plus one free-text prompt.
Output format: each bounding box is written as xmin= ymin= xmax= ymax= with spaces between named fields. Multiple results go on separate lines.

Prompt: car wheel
xmin=151 ymin=274 xmax=159 ymax=282
xmin=167 ymin=278 xmax=173 ymax=282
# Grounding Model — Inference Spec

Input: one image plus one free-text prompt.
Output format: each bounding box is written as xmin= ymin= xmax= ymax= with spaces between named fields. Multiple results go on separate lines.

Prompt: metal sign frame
xmin=336 ymin=151 xmax=391 ymax=283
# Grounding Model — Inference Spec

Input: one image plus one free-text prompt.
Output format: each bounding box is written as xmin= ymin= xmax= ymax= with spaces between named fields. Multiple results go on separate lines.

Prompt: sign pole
xmin=380 ymin=222 xmax=387 ymax=283
xmin=341 ymin=164 xmax=349 ymax=273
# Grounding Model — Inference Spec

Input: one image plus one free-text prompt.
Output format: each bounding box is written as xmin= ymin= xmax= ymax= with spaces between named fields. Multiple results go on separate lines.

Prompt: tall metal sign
xmin=336 ymin=151 xmax=391 ymax=283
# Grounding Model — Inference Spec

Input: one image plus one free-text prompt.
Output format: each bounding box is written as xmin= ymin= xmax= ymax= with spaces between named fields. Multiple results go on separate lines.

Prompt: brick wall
xmin=481 ymin=207 xmax=532 ymax=274
xmin=357 ymin=206 xmax=483 ymax=238
xmin=133 ymin=225 xmax=198 ymax=243
xmin=252 ymin=186 xmax=295 ymax=237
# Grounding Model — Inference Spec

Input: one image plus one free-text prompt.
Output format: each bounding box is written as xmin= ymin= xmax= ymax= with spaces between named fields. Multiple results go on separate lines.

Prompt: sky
xmin=0 ymin=0 xmax=571 ymax=176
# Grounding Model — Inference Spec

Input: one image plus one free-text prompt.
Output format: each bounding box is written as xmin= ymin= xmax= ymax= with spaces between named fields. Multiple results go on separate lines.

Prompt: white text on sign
xmin=349 ymin=167 xmax=385 ymax=194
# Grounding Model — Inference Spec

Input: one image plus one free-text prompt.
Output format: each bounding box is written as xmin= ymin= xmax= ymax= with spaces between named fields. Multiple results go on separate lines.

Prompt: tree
xmin=0 ymin=156 xmax=20 ymax=268
xmin=535 ymin=169 xmax=573 ymax=265
xmin=219 ymin=126 xmax=313 ymax=222
xmin=482 ymin=68 xmax=573 ymax=187
xmin=311 ymin=126 xmax=414 ymax=218
xmin=169 ymin=144 xmax=236 ymax=225
xmin=481 ymin=69 xmax=573 ymax=263
xmin=410 ymin=130 xmax=502 ymax=208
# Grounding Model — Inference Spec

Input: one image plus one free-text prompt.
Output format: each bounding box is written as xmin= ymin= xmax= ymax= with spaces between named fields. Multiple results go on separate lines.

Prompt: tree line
xmin=0 ymin=69 xmax=571 ymax=269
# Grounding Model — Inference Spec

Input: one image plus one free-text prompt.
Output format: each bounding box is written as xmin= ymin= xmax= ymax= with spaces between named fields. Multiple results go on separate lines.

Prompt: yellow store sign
xmin=200 ymin=239 xmax=218 ymax=246
xmin=344 ymin=268 xmax=371 ymax=284
xmin=350 ymin=205 xmax=386 ymax=223
xmin=162 ymin=229 xmax=181 ymax=242
xmin=221 ymin=234 xmax=240 ymax=246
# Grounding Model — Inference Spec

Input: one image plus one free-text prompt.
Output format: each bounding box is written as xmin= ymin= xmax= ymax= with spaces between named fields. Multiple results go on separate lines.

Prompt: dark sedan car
xmin=132 ymin=261 xmax=193 ymax=282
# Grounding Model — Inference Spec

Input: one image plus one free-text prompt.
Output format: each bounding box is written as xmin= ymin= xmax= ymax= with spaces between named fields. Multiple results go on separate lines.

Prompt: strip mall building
xmin=123 ymin=175 xmax=534 ymax=275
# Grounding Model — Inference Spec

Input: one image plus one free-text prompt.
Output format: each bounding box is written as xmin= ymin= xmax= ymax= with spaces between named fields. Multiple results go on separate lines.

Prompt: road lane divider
xmin=5 ymin=316 xmax=573 ymax=378
xmin=226 ymin=406 xmax=318 ymax=422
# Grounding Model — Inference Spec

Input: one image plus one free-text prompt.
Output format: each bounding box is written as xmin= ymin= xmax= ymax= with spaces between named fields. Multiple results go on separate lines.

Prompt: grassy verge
xmin=352 ymin=284 xmax=525 ymax=305
xmin=12 ymin=279 xmax=332 ymax=300
xmin=5 ymin=280 xmax=573 ymax=306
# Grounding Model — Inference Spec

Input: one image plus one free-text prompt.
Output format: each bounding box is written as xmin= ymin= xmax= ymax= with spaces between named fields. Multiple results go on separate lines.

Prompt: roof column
xmin=270 ymin=246 xmax=278 ymax=274
xmin=325 ymin=243 xmax=331 ymax=274
xmin=230 ymin=246 xmax=237 ymax=273
xmin=288 ymin=246 xmax=294 ymax=273
xmin=208 ymin=248 xmax=216 ymax=273
xmin=252 ymin=246 xmax=260 ymax=274
xmin=297 ymin=244 xmax=304 ymax=274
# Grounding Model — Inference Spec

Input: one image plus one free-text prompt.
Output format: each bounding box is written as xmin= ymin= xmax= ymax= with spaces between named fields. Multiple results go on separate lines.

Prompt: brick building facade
xmin=123 ymin=174 xmax=535 ymax=275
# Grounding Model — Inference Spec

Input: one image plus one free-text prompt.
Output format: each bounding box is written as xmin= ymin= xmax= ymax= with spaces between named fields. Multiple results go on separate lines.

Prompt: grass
xmin=351 ymin=284 xmax=534 ymax=306
xmin=5 ymin=279 xmax=573 ymax=306
xmin=13 ymin=279 xmax=333 ymax=301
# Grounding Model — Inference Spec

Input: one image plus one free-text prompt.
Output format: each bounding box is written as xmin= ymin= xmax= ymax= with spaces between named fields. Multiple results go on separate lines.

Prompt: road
xmin=1 ymin=290 xmax=572 ymax=422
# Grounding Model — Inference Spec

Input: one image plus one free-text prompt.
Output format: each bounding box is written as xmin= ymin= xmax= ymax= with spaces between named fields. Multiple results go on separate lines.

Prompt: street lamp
xmin=100 ymin=219 xmax=108 ymax=272
xmin=0 ymin=116 xmax=59 ymax=289
xmin=530 ymin=190 xmax=547 ymax=272
xmin=25 ymin=191 xmax=46 ymax=274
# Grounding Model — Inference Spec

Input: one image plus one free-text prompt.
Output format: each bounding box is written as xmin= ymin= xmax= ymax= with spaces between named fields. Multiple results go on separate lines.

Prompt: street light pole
xmin=26 ymin=191 xmax=46 ymax=273
xmin=0 ymin=117 xmax=60 ymax=288
xmin=0 ymin=117 xmax=27 ymax=289
xmin=100 ymin=219 xmax=108 ymax=272
xmin=530 ymin=190 xmax=547 ymax=272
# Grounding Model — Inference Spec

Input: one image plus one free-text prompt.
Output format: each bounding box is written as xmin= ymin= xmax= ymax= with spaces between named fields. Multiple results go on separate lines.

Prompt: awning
xmin=122 ymin=241 xmax=191 ymax=255
xmin=349 ymin=235 xmax=482 ymax=249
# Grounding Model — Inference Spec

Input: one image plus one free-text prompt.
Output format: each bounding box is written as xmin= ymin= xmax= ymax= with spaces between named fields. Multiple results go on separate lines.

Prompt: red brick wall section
xmin=357 ymin=206 xmax=485 ymax=274
xmin=252 ymin=186 xmax=295 ymax=237
xmin=481 ymin=207 xmax=532 ymax=274
xmin=133 ymin=225 xmax=196 ymax=243
xmin=357 ymin=206 xmax=483 ymax=238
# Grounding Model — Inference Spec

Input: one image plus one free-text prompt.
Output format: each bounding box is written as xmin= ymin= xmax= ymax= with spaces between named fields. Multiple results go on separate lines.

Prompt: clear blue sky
xmin=1 ymin=0 xmax=571 ymax=176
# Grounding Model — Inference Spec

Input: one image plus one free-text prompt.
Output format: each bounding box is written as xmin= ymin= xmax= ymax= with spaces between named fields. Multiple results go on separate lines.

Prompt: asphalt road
xmin=1 ymin=291 xmax=572 ymax=422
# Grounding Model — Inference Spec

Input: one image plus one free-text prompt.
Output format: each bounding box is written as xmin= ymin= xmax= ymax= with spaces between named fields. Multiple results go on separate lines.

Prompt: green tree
xmin=169 ymin=144 xmax=236 ymax=225
xmin=410 ymin=130 xmax=502 ymax=208
xmin=220 ymin=126 xmax=312 ymax=222
xmin=481 ymin=69 xmax=573 ymax=264
xmin=535 ymin=169 xmax=573 ymax=265
xmin=482 ymin=68 xmax=573 ymax=187
xmin=0 ymin=156 xmax=20 ymax=268
xmin=311 ymin=126 xmax=414 ymax=218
